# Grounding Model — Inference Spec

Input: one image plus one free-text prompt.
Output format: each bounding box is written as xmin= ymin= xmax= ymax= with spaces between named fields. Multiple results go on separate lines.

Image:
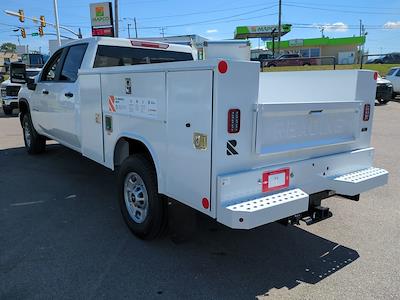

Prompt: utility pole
xmin=160 ymin=27 xmax=165 ymax=38
xmin=114 ymin=0 xmax=119 ymax=37
xmin=277 ymin=0 xmax=282 ymax=55
xmin=359 ymin=19 xmax=362 ymax=36
xmin=134 ymin=17 xmax=138 ymax=38
xmin=127 ymin=23 xmax=131 ymax=38
xmin=53 ymin=0 xmax=61 ymax=46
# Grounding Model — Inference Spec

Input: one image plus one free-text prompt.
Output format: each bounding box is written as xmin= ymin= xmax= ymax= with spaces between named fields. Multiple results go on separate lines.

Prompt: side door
xmin=166 ymin=70 xmax=213 ymax=213
xmin=30 ymin=49 xmax=64 ymax=135
xmin=55 ymin=43 xmax=88 ymax=149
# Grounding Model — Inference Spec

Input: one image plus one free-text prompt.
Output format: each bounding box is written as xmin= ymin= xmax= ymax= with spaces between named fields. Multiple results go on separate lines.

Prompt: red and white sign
xmin=108 ymin=95 xmax=116 ymax=112
xmin=92 ymin=27 xmax=114 ymax=37
xmin=262 ymin=168 xmax=290 ymax=193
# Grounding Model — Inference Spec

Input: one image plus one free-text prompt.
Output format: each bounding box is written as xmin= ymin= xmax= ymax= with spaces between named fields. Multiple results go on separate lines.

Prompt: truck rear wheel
xmin=118 ymin=155 xmax=167 ymax=240
xmin=22 ymin=114 xmax=46 ymax=154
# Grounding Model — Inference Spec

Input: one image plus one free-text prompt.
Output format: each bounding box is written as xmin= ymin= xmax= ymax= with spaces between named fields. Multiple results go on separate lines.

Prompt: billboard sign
xmin=234 ymin=24 xmax=292 ymax=39
xmin=90 ymin=2 xmax=114 ymax=37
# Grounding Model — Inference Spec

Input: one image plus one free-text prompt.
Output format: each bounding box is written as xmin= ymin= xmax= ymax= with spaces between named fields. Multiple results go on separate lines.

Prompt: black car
xmin=367 ymin=53 xmax=400 ymax=64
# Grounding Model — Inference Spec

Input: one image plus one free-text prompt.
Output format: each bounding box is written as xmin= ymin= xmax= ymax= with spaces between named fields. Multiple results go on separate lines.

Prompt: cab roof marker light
xmin=130 ymin=40 xmax=169 ymax=49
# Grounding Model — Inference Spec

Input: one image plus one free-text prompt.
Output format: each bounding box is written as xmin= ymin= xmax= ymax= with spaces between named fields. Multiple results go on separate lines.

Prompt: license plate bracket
xmin=262 ymin=168 xmax=290 ymax=193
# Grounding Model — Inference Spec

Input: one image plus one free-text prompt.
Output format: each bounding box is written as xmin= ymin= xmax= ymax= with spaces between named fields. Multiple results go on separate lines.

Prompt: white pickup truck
xmin=13 ymin=37 xmax=388 ymax=239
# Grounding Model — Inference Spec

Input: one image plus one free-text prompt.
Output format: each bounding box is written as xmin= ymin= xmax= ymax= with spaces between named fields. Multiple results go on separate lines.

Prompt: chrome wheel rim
xmin=124 ymin=172 xmax=149 ymax=223
xmin=23 ymin=119 xmax=31 ymax=147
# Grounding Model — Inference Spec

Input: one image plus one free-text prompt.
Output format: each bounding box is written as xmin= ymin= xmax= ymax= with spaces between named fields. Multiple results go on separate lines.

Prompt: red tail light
xmin=374 ymin=72 xmax=378 ymax=81
xmin=363 ymin=104 xmax=371 ymax=121
xmin=130 ymin=40 xmax=169 ymax=49
xmin=228 ymin=109 xmax=240 ymax=133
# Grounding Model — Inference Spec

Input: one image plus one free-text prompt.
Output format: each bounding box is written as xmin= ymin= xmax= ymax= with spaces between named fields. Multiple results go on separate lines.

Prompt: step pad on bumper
xmin=330 ymin=167 xmax=388 ymax=196
xmin=220 ymin=189 xmax=309 ymax=229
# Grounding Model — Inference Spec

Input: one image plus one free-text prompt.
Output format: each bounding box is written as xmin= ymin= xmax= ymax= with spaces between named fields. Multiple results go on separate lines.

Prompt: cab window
xmin=41 ymin=50 xmax=63 ymax=81
xmin=59 ymin=44 xmax=88 ymax=82
xmin=93 ymin=45 xmax=193 ymax=68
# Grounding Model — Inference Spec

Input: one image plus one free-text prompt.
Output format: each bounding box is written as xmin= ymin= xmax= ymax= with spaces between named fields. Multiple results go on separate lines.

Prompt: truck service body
xmin=15 ymin=37 xmax=388 ymax=238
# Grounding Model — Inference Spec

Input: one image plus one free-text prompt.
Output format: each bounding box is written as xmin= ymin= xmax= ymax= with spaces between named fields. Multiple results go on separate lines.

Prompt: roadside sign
xmin=31 ymin=32 xmax=38 ymax=36
xmin=92 ymin=27 xmax=113 ymax=37
xmin=90 ymin=2 xmax=114 ymax=37
xmin=234 ymin=24 xmax=292 ymax=39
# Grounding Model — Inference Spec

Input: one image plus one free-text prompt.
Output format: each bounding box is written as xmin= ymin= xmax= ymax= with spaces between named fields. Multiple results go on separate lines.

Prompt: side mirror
xmin=10 ymin=62 xmax=27 ymax=84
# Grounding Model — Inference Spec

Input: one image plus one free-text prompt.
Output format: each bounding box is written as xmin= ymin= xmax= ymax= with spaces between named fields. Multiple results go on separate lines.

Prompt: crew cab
xmin=1 ymin=68 xmax=41 ymax=115
xmin=13 ymin=37 xmax=388 ymax=239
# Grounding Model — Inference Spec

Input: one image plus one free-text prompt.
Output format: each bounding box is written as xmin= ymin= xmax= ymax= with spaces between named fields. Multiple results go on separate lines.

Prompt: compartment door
xmin=80 ymin=74 xmax=104 ymax=164
xmin=166 ymin=70 xmax=213 ymax=213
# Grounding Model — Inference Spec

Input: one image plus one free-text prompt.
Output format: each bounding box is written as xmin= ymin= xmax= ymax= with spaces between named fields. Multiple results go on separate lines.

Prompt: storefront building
xmin=266 ymin=36 xmax=366 ymax=64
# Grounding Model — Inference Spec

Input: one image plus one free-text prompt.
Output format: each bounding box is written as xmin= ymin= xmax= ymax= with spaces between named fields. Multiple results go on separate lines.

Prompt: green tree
xmin=0 ymin=42 xmax=17 ymax=52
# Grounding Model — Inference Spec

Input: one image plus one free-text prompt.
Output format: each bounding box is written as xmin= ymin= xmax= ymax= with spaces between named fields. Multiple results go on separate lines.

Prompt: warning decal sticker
xmin=107 ymin=95 xmax=158 ymax=119
xmin=108 ymin=95 xmax=116 ymax=112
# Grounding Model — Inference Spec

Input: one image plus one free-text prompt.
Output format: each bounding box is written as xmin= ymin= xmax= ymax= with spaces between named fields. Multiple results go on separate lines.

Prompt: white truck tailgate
xmin=254 ymin=101 xmax=362 ymax=155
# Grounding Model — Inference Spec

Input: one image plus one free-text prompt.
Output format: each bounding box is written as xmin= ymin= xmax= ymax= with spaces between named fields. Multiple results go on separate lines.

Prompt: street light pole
xmin=53 ymin=0 xmax=61 ymax=46
xmin=114 ymin=0 xmax=119 ymax=37
xmin=127 ymin=23 xmax=131 ymax=38
xmin=277 ymin=0 xmax=282 ymax=55
xmin=134 ymin=17 xmax=138 ymax=38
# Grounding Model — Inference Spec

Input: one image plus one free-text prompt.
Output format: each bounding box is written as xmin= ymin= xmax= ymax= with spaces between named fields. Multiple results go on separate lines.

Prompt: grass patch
xmin=262 ymin=64 xmax=398 ymax=76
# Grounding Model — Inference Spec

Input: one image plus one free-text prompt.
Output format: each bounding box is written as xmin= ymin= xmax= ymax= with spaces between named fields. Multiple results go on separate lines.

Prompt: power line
xmin=136 ymin=6 xmax=278 ymax=29
xmin=284 ymin=3 xmax=400 ymax=15
xmin=285 ymin=1 xmax=400 ymax=11
xmin=133 ymin=1 xmax=277 ymax=21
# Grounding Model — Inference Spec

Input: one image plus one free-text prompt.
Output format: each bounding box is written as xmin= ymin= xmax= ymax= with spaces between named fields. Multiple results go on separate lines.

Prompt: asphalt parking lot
xmin=0 ymin=101 xmax=399 ymax=300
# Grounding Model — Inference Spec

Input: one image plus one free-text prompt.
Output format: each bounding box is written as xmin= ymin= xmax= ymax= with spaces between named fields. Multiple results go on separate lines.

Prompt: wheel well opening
xmin=114 ymin=138 xmax=156 ymax=170
xmin=18 ymin=100 xmax=29 ymax=124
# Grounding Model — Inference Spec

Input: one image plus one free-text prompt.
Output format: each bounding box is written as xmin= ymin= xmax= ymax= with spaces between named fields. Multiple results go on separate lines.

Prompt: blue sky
xmin=0 ymin=0 xmax=399 ymax=53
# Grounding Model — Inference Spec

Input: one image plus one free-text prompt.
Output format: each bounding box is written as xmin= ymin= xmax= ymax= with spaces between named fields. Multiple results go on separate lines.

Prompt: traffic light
xmin=18 ymin=9 xmax=24 ymax=22
xmin=40 ymin=15 xmax=46 ymax=27
xmin=38 ymin=26 xmax=44 ymax=37
xmin=20 ymin=28 xmax=26 ymax=38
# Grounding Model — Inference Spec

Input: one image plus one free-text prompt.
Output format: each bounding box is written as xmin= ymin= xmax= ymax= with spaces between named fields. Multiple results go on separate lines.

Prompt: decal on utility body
xmin=125 ymin=78 xmax=132 ymax=94
xmin=227 ymin=140 xmax=238 ymax=156
xmin=107 ymin=95 xmax=158 ymax=119
xmin=108 ymin=95 xmax=116 ymax=112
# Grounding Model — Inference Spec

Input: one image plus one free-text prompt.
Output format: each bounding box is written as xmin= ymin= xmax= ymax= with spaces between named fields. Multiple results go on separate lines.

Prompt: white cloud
xmin=322 ymin=22 xmax=349 ymax=32
xmin=384 ymin=21 xmax=400 ymax=29
xmin=206 ymin=29 xmax=218 ymax=33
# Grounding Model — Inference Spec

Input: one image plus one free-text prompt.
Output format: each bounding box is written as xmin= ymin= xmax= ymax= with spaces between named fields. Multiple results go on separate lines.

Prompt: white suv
xmin=1 ymin=68 xmax=41 ymax=115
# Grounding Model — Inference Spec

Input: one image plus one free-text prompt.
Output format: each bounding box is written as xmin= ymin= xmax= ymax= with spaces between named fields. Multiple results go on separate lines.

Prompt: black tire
xmin=303 ymin=63 xmax=310 ymax=66
xmin=22 ymin=114 xmax=46 ymax=154
xmin=378 ymin=98 xmax=390 ymax=105
xmin=118 ymin=155 xmax=167 ymax=240
xmin=268 ymin=64 xmax=276 ymax=67
xmin=3 ymin=107 xmax=12 ymax=115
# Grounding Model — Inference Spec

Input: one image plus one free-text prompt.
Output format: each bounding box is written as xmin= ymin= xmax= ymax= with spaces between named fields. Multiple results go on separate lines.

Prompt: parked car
xmin=367 ymin=53 xmax=400 ymax=64
xmin=263 ymin=54 xmax=317 ymax=67
xmin=1 ymin=68 xmax=41 ymax=115
xmin=385 ymin=67 xmax=400 ymax=98
xmin=375 ymin=74 xmax=393 ymax=104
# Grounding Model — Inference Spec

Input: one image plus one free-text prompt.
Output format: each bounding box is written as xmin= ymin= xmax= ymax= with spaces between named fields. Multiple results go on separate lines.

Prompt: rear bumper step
xmin=329 ymin=167 xmax=388 ymax=196
xmin=219 ymin=189 xmax=309 ymax=229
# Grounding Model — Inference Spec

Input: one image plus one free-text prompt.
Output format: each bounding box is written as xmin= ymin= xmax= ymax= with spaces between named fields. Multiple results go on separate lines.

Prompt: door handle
xmin=65 ymin=92 xmax=74 ymax=98
xmin=42 ymin=90 xmax=49 ymax=95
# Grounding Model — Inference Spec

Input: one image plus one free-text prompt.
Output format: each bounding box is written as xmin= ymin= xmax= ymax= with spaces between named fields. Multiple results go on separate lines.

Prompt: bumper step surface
xmin=219 ymin=188 xmax=309 ymax=229
xmin=330 ymin=167 xmax=388 ymax=196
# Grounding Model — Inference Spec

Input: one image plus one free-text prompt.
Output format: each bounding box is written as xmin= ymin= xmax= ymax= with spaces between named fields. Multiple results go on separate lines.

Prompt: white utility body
xmin=16 ymin=37 xmax=388 ymax=238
